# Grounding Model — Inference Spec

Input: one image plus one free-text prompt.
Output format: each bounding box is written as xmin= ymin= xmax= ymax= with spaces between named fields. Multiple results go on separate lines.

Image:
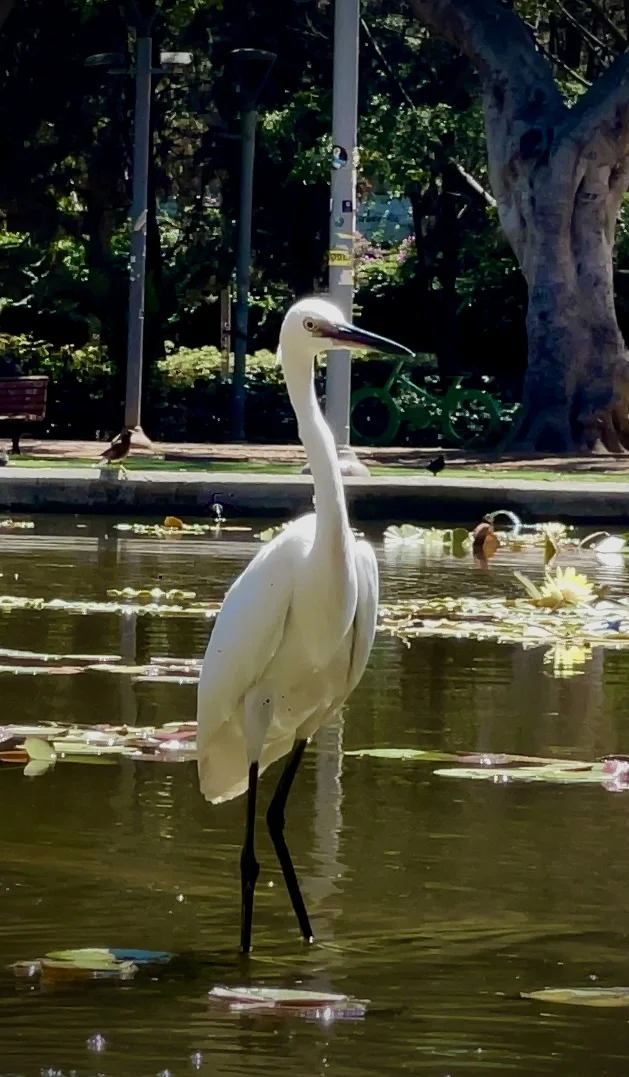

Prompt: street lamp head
xmin=231 ymin=48 xmax=276 ymax=109
xmin=85 ymin=52 xmax=126 ymax=68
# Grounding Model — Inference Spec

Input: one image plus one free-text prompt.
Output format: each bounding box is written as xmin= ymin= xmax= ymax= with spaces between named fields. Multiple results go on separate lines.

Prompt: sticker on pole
xmin=328 ymin=248 xmax=352 ymax=267
xmin=332 ymin=145 xmax=348 ymax=169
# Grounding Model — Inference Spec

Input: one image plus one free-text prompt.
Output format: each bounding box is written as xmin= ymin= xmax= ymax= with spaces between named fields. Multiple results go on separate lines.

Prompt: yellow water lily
xmin=515 ymin=566 xmax=596 ymax=607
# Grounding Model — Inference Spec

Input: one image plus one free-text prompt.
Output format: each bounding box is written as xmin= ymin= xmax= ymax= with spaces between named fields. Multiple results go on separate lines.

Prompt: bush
xmin=0 ymin=332 xmax=115 ymax=436
xmin=0 ymin=331 xmax=496 ymax=444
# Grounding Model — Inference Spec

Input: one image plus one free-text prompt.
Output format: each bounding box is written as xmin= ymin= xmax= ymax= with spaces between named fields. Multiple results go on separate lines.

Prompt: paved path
xmin=5 ymin=436 xmax=629 ymax=474
xmin=0 ymin=466 xmax=628 ymax=522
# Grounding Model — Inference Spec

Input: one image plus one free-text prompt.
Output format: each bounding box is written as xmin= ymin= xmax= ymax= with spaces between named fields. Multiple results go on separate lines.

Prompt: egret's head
xmin=279 ymin=296 xmax=413 ymax=364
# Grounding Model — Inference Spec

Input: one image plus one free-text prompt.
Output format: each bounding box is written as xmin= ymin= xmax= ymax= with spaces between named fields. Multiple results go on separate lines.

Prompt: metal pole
xmin=325 ymin=0 xmax=368 ymax=476
xmin=231 ymin=108 xmax=257 ymax=442
xmin=220 ymin=285 xmax=232 ymax=378
xmin=124 ymin=33 xmax=152 ymax=431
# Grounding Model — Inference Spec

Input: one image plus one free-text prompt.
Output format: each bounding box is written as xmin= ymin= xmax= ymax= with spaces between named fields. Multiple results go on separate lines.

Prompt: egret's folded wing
xmin=196 ymin=528 xmax=305 ymax=737
xmin=346 ymin=540 xmax=379 ymax=696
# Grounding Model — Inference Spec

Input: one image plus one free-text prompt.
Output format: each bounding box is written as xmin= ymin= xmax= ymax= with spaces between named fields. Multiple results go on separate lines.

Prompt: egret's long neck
xmin=281 ymin=348 xmax=349 ymax=541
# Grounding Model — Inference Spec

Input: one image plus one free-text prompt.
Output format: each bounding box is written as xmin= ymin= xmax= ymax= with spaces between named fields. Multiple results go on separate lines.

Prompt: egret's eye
xmin=303 ymin=318 xmax=316 ymax=332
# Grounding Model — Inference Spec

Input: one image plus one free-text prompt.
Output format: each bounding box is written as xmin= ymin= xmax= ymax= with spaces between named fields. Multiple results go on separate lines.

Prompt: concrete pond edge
xmin=0 ymin=467 xmax=628 ymax=523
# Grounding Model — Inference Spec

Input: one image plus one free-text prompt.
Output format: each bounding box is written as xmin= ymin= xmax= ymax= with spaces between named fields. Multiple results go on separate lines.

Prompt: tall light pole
xmin=325 ymin=0 xmax=369 ymax=476
xmin=230 ymin=48 xmax=276 ymax=442
xmin=125 ymin=20 xmax=154 ymax=436
xmin=86 ymin=38 xmax=192 ymax=441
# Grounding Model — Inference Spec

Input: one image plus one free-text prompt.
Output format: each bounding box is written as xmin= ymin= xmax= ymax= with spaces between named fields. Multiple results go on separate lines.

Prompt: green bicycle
xmin=350 ymin=355 xmax=504 ymax=448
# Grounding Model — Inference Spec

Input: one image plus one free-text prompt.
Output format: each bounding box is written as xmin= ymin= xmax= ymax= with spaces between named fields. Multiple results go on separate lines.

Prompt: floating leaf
xmin=256 ymin=524 xmax=287 ymax=543
xmin=595 ymin=535 xmax=626 ymax=554
xmin=543 ymin=531 xmax=558 ymax=565
xmin=209 ymin=985 xmax=368 ymax=1017
xmin=0 ymin=518 xmax=34 ymax=530
xmin=108 ymin=948 xmax=173 ymax=965
xmin=40 ymin=958 xmax=138 ymax=983
xmin=24 ymin=738 xmax=56 ymax=763
xmin=24 ymin=760 xmax=53 ymax=778
xmin=522 ymin=987 xmax=629 ymax=1007
xmin=163 ymin=516 xmax=184 ymax=529
xmin=114 ymin=521 xmax=213 ymax=537
xmin=344 ymin=747 xmax=453 ymax=761
xmin=434 ymin=761 xmax=619 ymax=786
xmin=45 ymin=948 xmax=120 ymax=968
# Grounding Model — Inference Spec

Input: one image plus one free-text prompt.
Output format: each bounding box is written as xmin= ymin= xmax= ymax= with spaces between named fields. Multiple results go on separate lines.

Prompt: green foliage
xmin=0 ymin=0 xmax=628 ymax=442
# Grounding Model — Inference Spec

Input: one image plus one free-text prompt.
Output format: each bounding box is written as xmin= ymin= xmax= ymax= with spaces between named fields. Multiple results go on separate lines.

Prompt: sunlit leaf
xmin=344 ymin=747 xmax=453 ymax=761
xmin=0 ymin=518 xmax=34 ymax=530
xmin=24 ymin=737 xmax=56 ymax=763
xmin=434 ymin=761 xmax=619 ymax=786
xmin=543 ymin=532 xmax=558 ymax=565
xmin=513 ymin=571 xmax=542 ymax=601
xmin=521 ymin=987 xmax=629 ymax=1007
xmin=209 ymin=985 xmax=368 ymax=1017
xmin=23 ymin=760 xmax=53 ymax=778
xmin=39 ymin=957 xmax=138 ymax=982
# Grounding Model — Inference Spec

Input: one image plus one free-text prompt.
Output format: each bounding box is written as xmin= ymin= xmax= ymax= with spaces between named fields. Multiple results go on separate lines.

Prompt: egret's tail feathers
xmin=197 ymin=722 xmax=297 ymax=805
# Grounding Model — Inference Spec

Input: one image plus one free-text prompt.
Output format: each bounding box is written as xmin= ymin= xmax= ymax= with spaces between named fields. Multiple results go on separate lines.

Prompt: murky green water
xmin=1 ymin=516 xmax=629 ymax=1075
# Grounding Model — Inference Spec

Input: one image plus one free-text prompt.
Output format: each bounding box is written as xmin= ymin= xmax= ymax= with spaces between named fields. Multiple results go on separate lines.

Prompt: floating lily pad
xmin=109 ymin=948 xmax=174 ymax=965
xmin=522 ymin=987 xmax=629 ymax=1007
xmin=209 ymin=985 xmax=368 ymax=1018
xmin=10 ymin=946 xmax=172 ymax=985
xmin=344 ymin=747 xmax=454 ymax=762
xmin=434 ymin=761 xmax=622 ymax=786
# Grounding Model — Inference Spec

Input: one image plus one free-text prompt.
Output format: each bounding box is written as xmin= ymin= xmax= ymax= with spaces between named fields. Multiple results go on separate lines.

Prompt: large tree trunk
xmin=409 ymin=0 xmax=629 ymax=452
xmin=507 ymin=145 xmax=629 ymax=451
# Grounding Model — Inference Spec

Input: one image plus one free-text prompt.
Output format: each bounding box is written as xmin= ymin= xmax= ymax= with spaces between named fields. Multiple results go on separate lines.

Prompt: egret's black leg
xmin=240 ymin=761 xmax=260 ymax=954
xmin=266 ymin=738 xmax=314 ymax=943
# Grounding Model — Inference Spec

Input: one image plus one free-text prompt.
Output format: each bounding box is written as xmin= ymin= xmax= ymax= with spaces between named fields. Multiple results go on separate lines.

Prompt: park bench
xmin=0 ymin=376 xmax=49 ymax=453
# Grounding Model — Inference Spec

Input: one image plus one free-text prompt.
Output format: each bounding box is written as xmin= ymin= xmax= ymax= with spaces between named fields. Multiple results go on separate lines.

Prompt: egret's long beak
xmin=327 ymin=320 xmax=413 ymax=357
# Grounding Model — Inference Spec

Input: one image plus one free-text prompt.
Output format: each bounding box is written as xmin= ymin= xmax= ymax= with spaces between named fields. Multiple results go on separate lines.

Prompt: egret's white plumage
xmin=197 ymin=298 xmax=379 ymax=803
xmin=195 ymin=296 xmax=410 ymax=950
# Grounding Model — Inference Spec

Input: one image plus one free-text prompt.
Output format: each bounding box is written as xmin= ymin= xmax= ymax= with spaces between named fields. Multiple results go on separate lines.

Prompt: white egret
xmin=196 ymin=296 xmax=412 ymax=953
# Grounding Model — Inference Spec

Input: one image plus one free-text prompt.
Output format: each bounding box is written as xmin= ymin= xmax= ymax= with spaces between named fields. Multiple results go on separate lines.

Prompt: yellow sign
xmin=328 ymin=248 xmax=352 ymax=267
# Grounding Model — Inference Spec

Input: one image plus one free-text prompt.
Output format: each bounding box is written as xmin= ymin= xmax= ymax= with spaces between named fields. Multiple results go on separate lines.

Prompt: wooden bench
xmin=0 ymin=376 xmax=49 ymax=453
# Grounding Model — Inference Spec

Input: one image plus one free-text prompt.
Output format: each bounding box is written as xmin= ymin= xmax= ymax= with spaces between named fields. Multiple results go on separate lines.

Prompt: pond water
xmin=1 ymin=515 xmax=629 ymax=1076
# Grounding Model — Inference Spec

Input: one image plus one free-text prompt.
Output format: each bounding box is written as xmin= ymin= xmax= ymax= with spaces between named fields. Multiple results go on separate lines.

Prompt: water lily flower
xmin=515 ymin=566 xmax=596 ymax=607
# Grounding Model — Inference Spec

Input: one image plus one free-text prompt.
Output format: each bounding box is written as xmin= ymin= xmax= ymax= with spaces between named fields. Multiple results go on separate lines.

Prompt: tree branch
xmin=522 ymin=18 xmax=591 ymax=89
xmin=408 ymin=0 xmax=564 ymax=120
xmin=557 ymin=3 xmax=614 ymax=60
xmin=360 ymin=13 xmax=496 ymax=207
xmin=0 ymin=0 xmax=15 ymax=32
xmin=577 ymin=0 xmax=627 ymax=51
xmin=559 ymin=51 xmax=629 ymax=165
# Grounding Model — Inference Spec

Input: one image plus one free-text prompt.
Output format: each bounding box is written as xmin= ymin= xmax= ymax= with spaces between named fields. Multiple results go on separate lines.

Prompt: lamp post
xmin=85 ymin=38 xmax=192 ymax=441
xmin=230 ymin=48 xmax=276 ymax=442
xmin=325 ymin=0 xmax=369 ymax=476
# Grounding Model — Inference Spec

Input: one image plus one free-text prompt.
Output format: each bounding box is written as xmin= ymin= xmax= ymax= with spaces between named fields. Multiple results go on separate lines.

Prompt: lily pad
xmin=209 ymin=985 xmax=368 ymax=1017
xmin=434 ymin=761 xmax=621 ymax=786
xmin=344 ymin=747 xmax=454 ymax=762
xmin=522 ymin=987 xmax=629 ymax=1007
